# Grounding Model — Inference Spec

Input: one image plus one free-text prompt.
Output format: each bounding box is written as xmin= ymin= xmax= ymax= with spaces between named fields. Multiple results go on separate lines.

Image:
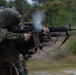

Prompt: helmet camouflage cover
xmin=0 ymin=8 xmax=21 ymax=27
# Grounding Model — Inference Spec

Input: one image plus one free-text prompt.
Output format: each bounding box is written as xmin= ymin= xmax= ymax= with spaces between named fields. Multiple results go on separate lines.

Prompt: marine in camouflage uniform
xmin=0 ymin=8 xmax=29 ymax=75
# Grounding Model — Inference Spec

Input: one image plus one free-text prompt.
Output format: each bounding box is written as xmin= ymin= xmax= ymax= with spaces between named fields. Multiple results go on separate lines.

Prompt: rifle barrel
xmin=48 ymin=27 xmax=68 ymax=32
xmin=50 ymin=33 xmax=66 ymax=37
xmin=48 ymin=27 xmax=76 ymax=32
xmin=70 ymin=28 xmax=76 ymax=30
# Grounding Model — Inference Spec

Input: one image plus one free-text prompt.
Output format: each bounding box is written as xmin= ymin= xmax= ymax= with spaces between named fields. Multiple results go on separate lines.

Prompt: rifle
xmin=8 ymin=22 xmax=46 ymax=57
xmin=8 ymin=22 xmax=76 ymax=58
xmin=47 ymin=24 xmax=76 ymax=46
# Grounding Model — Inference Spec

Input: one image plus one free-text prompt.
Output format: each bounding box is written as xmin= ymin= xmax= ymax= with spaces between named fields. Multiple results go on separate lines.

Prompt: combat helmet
xmin=0 ymin=8 xmax=21 ymax=27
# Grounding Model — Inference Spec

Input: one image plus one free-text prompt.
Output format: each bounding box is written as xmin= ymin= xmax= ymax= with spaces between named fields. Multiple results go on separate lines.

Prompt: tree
xmin=15 ymin=0 xmax=24 ymax=14
xmin=43 ymin=1 xmax=64 ymax=26
xmin=62 ymin=0 xmax=76 ymax=12
xmin=33 ymin=0 xmax=50 ymax=5
xmin=8 ymin=1 xmax=15 ymax=8
xmin=0 ymin=0 xmax=6 ymax=6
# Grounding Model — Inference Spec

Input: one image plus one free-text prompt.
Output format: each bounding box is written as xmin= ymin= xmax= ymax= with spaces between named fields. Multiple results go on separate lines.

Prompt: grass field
xmin=27 ymin=58 xmax=76 ymax=73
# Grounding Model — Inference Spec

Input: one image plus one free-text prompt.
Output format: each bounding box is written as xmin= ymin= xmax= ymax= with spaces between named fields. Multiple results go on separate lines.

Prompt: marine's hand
xmin=43 ymin=27 xmax=49 ymax=35
xmin=23 ymin=33 xmax=31 ymax=41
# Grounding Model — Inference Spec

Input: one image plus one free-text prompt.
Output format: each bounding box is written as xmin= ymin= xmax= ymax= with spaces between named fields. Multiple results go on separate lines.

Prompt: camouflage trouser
xmin=18 ymin=65 xmax=28 ymax=75
xmin=18 ymin=54 xmax=28 ymax=75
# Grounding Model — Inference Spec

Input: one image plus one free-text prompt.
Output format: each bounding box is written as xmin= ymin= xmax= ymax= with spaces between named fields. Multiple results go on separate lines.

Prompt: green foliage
xmin=22 ymin=4 xmax=34 ymax=22
xmin=62 ymin=0 xmax=76 ymax=11
xmin=43 ymin=1 xmax=65 ymax=26
xmin=0 ymin=0 xmax=6 ymax=6
xmin=2 ymin=0 xmax=76 ymax=26
xmin=42 ymin=0 xmax=76 ymax=26
xmin=7 ymin=1 xmax=15 ymax=8
xmin=68 ymin=38 xmax=76 ymax=54
xmin=49 ymin=46 xmax=66 ymax=60
xmin=51 ymin=9 xmax=76 ymax=26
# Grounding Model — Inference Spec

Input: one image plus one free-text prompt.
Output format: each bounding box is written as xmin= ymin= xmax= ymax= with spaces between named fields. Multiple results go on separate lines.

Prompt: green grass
xmin=27 ymin=59 xmax=76 ymax=72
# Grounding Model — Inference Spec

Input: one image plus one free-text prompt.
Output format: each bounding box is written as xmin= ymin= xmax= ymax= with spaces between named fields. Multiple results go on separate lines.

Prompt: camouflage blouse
xmin=0 ymin=28 xmax=25 ymax=63
xmin=0 ymin=28 xmax=24 ymax=41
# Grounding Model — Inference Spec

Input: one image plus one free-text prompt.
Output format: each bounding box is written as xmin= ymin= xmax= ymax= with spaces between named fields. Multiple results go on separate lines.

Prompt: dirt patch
xmin=67 ymin=54 xmax=76 ymax=60
xmin=31 ymin=36 xmax=76 ymax=61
